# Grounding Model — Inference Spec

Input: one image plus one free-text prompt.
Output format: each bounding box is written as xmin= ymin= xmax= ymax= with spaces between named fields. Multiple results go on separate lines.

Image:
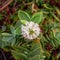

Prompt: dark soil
xmin=0 ymin=48 xmax=15 ymax=60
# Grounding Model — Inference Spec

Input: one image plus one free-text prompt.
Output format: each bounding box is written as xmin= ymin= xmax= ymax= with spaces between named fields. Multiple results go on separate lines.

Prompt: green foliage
xmin=0 ymin=2 xmax=60 ymax=59
xmin=18 ymin=10 xmax=43 ymax=24
xmin=12 ymin=49 xmax=28 ymax=60
xmin=29 ymin=42 xmax=45 ymax=60
xmin=50 ymin=12 xmax=60 ymax=22
xmin=18 ymin=10 xmax=30 ymax=21
xmin=1 ymin=33 xmax=16 ymax=46
xmin=11 ymin=41 xmax=45 ymax=60
xmin=31 ymin=12 xmax=43 ymax=23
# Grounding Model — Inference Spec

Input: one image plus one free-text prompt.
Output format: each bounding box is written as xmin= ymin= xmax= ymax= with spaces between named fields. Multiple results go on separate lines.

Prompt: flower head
xmin=21 ymin=21 xmax=40 ymax=40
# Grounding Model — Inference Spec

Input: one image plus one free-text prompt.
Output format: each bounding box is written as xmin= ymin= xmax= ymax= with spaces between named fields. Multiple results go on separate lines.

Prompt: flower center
xmin=29 ymin=29 xmax=34 ymax=35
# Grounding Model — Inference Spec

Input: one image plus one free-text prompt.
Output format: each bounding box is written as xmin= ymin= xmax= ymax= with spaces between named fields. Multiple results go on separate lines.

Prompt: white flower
xmin=21 ymin=21 xmax=41 ymax=40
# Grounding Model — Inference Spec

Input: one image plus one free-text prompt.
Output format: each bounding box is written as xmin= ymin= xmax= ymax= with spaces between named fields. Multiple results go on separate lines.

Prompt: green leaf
xmin=20 ymin=20 xmax=27 ymax=25
xmin=31 ymin=12 xmax=43 ymax=23
xmin=54 ymin=32 xmax=60 ymax=45
xmin=29 ymin=47 xmax=41 ymax=57
xmin=2 ymin=36 xmax=13 ymax=42
xmin=18 ymin=10 xmax=30 ymax=21
xmin=12 ymin=46 xmax=29 ymax=53
xmin=30 ymin=55 xmax=40 ymax=60
xmin=1 ymin=33 xmax=16 ymax=46
xmin=14 ymin=26 xmax=21 ymax=35
xmin=1 ymin=26 xmax=6 ymax=31
xmin=2 ymin=35 xmax=15 ymax=42
xmin=29 ymin=42 xmax=45 ymax=60
xmin=10 ymin=25 xmax=15 ymax=34
xmin=15 ymin=20 xmax=21 ymax=28
xmin=2 ymin=33 xmax=11 ymax=36
xmin=12 ymin=50 xmax=28 ymax=60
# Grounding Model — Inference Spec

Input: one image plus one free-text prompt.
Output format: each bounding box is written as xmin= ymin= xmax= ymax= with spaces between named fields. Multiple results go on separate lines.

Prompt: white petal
xmin=21 ymin=21 xmax=41 ymax=40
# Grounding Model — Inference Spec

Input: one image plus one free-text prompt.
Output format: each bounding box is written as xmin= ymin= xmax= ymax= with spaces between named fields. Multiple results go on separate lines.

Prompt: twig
xmin=0 ymin=0 xmax=13 ymax=11
xmin=13 ymin=0 xmax=17 ymax=8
